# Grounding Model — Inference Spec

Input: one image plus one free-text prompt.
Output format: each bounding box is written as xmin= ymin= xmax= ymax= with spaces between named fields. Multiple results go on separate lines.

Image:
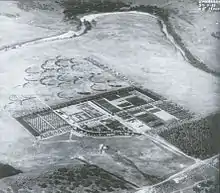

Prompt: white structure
xmin=69 ymin=129 xmax=74 ymax=141
xmin=99 ymin=144 xmax=108 ymax=154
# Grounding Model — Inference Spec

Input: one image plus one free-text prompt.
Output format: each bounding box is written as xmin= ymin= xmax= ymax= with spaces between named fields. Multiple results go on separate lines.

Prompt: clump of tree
xmin=130 ymin=5 xmax=169 ymax=21
xmin=159 ymin=112 xmax=220 ymax=159
xmin=0 ymin=163 xmax=22 ymax=179
xmin=60 ymin=0 xmax=129 ymax=20
xmin=192 ymin=179 xmax=219 ymax=193
xmin=60 ymin=0 xmax=170 ymax=20
xmin=211 ymin=31 xmax=220 ymax=40
xmin=14 ymin=163 xmax=135 ymax=192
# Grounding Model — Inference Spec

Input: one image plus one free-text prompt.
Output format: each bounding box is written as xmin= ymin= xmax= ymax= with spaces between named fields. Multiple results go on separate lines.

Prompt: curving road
xmin=1 ymin=9 xmax=219 ymax=78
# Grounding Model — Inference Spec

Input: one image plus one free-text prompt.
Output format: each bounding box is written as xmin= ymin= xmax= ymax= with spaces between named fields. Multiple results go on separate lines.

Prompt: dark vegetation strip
xmin=211 ymin=31 xmax=220 ymax=40
xmin=0 ymin=163 xmax=22 ymax=179
xmin=75 ymin=158 xmax=140 ymax=189
xmin=16 ymin=117 xmax=40 ymax=136
xmin=162 ymin=17 xmax=220 ymax=77
xmin=128 ymin=5 xmax=220 ymax=76
xmin=60 ymin=0 xmax=220 ymax=77
xmin=113 ymin=154 xmax=164 ymax=185
xmin=12 ymin=159 xmax=137 ymax=192
xmin=158 ymin=112 xmax=220 ymax=159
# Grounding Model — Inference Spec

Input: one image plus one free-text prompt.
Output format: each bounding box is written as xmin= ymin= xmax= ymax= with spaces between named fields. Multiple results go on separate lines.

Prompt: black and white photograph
xmin=0 ymin=0 xmax=219 ymax=192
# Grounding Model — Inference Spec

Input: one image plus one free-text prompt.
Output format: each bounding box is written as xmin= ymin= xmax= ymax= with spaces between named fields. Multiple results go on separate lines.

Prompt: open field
xmin=83 ymin=135 xmax=195 ymax=186
xmin=0 ymin=133 xmax=195 ymax=189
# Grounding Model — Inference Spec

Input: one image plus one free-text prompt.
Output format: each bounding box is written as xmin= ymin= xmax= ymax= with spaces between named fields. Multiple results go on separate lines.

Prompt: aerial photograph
xmin=0 ymin=0 xmax=219 ymax=192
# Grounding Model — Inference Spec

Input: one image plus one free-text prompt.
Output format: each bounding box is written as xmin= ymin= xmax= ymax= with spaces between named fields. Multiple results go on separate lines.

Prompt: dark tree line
xmin=193 ymin=179 xmax=219 ymax=193
xmin=159 ymin=112 xmax=220 ymax=159
xmin=0 ymin=163 xmax=22 ymax=179
xmin=61 ymin=0 xmax=129 ymax=19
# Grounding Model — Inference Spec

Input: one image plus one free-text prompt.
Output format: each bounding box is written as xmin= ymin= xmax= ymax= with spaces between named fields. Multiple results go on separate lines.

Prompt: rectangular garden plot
xmin=14 ymin=86 xmax=196 ymax=139
xmin=126 ymin=96 xmax=147 ymax=106
xmin=16 ymin=111 xmax=71 ymax=138
xmin=93 ymin=99 xmax=121 ymax=114
xmin=136 ymin=113 xmax=158 ymax=124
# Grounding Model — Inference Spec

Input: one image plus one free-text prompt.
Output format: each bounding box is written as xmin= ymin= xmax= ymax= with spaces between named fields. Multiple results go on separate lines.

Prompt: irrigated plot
xmin=16 ymin=110 xmax=73 ymax=139
xmin=55 ymin=101 xmax=106 ymax=123
xmin=14 ymin=86 xmax=196 ymax=139
xmin=94 ymin=98 xmax=121 ymax=114
xmin=155 ymin=101 xmax=194 ymax=121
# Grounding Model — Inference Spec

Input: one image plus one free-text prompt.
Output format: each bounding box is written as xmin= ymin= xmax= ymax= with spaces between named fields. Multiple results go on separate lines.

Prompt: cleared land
xmin=0 ymin=134 xmax=195 ymax=189
xmin=77 ymin=135 xmax=195 ymax=186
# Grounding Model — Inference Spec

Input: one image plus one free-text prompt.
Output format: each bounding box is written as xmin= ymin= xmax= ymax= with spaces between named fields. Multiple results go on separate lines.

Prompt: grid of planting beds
xmin=155 ymin=101 xmax=194 ymax=120
xmin=17 ymin=111 xmax=71 ymax=138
